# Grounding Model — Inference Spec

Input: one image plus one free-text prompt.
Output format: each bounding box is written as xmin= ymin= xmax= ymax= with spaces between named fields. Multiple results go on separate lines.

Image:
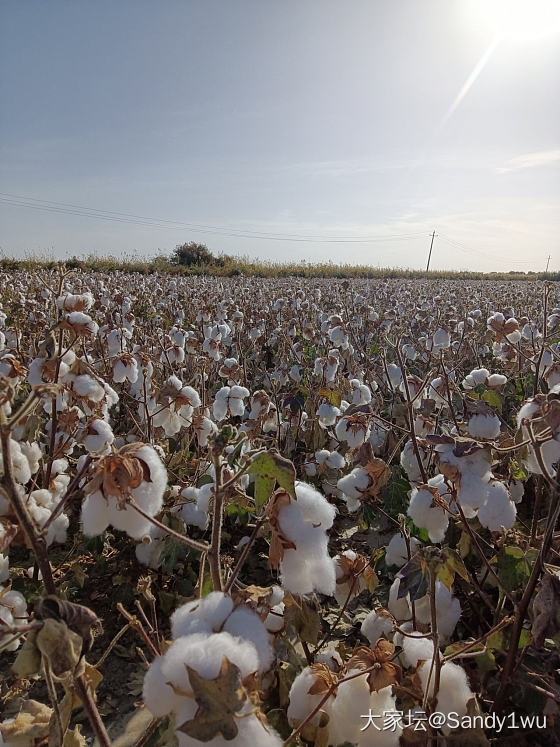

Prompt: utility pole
xmin=426 ymin=230 xmax=436 ymax=272
xmin=546 ymin=254 xmax=551 ymax=272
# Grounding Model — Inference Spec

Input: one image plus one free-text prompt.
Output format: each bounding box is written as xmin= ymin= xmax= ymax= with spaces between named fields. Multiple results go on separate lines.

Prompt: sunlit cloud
xmin=497 ymin=149 xmax=560 ymax=173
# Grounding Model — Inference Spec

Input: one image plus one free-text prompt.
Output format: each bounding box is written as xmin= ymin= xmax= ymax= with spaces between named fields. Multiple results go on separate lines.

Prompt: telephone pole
xmin=426 ymin=230 xmax=436 ymax=272
xmin=546 ymin=254 xmax=551 ymax=272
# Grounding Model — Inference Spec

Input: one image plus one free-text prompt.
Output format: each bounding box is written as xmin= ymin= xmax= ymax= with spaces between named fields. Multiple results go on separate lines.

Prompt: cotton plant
xmin=212 ymin=386 xmax=249 ymax=422
xmin=81 ymin=443 xmax=167 ymax=540
xmin=266 ymin=482 xmax=336 ymax=596
xmin=142 ymin=592 xmax=281 ymax=746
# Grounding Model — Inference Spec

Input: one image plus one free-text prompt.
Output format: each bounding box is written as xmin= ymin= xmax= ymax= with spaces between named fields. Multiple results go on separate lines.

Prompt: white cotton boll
xmin=287 ymin=667 xmax=331 ymax=726
xmin=72 ymin=374 xmax=105 ymax=402
xmin=294 ymin=481 xmax=336 ymax=529
xmin=350 ymin=379 xmax=372 ymax=405
xmin=361 ymin=609 xmax=394 ymax=646
xmin=385 ymin=533 xmax=421 ymax=568
xmin=84 ymin=419 xmax=114 ymax=454
xmin=19 ymin=442 xmax=41 ymax=476
xmin=419 ymin=660 xmax=473 ymax=731
xmin=335 ymin=416 xmax=370 ymax=448
xmin=171 ymin=593 xmax=234 ymax=639
xmin=161 ymin=631 xmax=260 ymax=698
xmin=224 ymin=606 xmax=274 ymax=671
xmin=487 ymin=373 xmax=507 ymax=388
xmin=408 ymin=483 xmax=449 ymax=543
xmin=386 ymin=363 xmax=403 ymax=389
xmin=399 ymin=631 xmax=435 ymax=669
xmin=400 ymin=439 xmax=427 ymax=483
xmin=508 ymin=479 xmax=525 ymax=504
xmin=325 ymin=450 xmax=345 ymax=469
xmin=81 ymin=490 xmax=111 ymax=536
xmin=317 ymin=402 xmax=340 ymax=427
xmin=462 ymin=368 xmax=490 ymax=390
xmin=456 ymin=472 xmax=489 ymax=519
xmin=467 ymin=412 xmax=501 ymax=440
xmin=413 ymin=580 xmax=462 ymax=640
xmin=517 ymin=400 xmax=560 ymax=476
xmin=315 ymin=645 xmax=343 ymax=671
xmin=369 ymin=422 xmax=388 ymax=454
xmin=478 ymin=480 xmax=516 ymax=532
xmin=135 ymin=527 xmax=165 ymax=569
xmin=0 ymin=439 xmax=32 ymax=485
xmin=143 ymin=654 xmax=184 ymax=718
xmin=388 ymin=577 xmax=411 ymax=621
xmin=265 ymin=603 xmax=285 ymax=633
xmin=337 ymin=467 xmax=370 ymax=512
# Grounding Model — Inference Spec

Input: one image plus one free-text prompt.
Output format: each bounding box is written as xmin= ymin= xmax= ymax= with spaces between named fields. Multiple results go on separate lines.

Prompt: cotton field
xmin=0 ymin=267 xmax=559 ymax=745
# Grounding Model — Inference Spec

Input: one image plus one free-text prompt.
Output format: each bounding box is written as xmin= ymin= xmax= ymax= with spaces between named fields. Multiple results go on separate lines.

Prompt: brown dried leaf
xmin=177 ymin=658 xmax=247 ymax=742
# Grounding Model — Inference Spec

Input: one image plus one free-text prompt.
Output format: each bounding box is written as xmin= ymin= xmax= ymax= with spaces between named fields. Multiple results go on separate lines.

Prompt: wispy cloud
xmin=497 ymin=149 xmax=560 ymax=173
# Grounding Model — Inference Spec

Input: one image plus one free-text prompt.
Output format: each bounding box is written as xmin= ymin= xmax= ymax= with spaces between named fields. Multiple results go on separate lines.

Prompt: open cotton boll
xmin=178 ymin=484 xmax=213 ymax=530
xmin=329 ymin=675 xmax=402 ymax=747
xmin=385 ymin=533 xmax=421 ymax=568
xmin=400 ymin=439 xmax=428 ymax=483
xmin=0 ymin=587 xmax=28 ymax=651
xmin=143 ymin=631 xmax=261 ymax=722
xmin=315 ymin=645 xmax=343 ymax=671
xmin=135 ymin=524 xmax=166 ymax=569
xmin=82 ymin=443 xmax=167 ymax=540
xmin=360 ymin=608 xmax=394 ymax=646
xmin=467 ymin=412 xmax=501 ymax=440
xmin=223 ymin=606 xmax=274 ymax=672
xmin=335 ymin=415 xmax=370 ymax=448
xmin=508 ymin=479 xmax=525 ymax=504
xmin=316 ymin=402 xmax=340 ymax=427
xmin=517 ymin=399 xmax=560 ymax=476
xmin=171 ymin=592 xmax=234 ymax=639
xmin=413 ymin=580 xmax=462 ymax=640
xmin=280 ymin=539 xmax=336 ymax=597
xmin=83 ymin=418 xmax=114 ymax=454
xmin=408 ymin=479 xmax=449 ymax=543
xmin=18 ymin=442 xmax=42 ymax=476
xmin=287 ymin=667 xmax=334 ymax=727
xmin=419 ymin=660 xmax=473 ymax=732
xmin=337 ymin=467 xmax=370 ymax=512
xmin=397 ymin=629 xmax=436 ymax=669
xmin=386 ymin=362 xmax=403 ymax=389
xmin=478 ymin=480 xmax=516 ymax=531
xmin=0 ymin=438 xmax=32 ymax=485
xmin=462 ymin=368 xmax=490 ymax=390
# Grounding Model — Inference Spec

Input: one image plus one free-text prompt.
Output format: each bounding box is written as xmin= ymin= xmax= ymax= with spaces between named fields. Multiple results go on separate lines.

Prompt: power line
xmin=0 ymin=192 xmax=428 ymax=244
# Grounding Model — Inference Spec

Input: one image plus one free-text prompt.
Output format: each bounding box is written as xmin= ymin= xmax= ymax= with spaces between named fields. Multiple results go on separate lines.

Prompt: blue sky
xmin=1 ymin=0 xmax=559 ymax=271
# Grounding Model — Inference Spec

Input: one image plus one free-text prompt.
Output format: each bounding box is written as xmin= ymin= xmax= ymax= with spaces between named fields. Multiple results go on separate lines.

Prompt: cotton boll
xmin=413 ymin=580 xmax=462 ymax=640
xmin=467 ymin=412 xmax=501 ymax=440
xmin=408 ymin=482 xmax=449 ymax=543
xmin=142 ymin=655 xmax=179 ymax=717
xmin=337 ymin=467 xmax=370 ymax=512
xmin=81 ymin=490 xmax=111 ymax=537
xmin=386 ymin=363 xmax=403 ymax=389
xmin=385 ymin=533 xmax=421 ymax=568
xmin=315 ymin=646 xmax=343 ymax=671
xmin=398 ymin=630 xmax=435 ymax=669
xmin=400 ymin=439 xmax=428 ymax=483
xmin=317 ymin=402 xmax=340 ymax=427
xmin=360 ymin=608 xmax=394 ymax=646
xmin=508 ymin=479 xmax=525 ymax=504
xmin=287 ymin=667 xmax=332 ymax=727
xmin=224 ymin=606 xmax=274 ymax=671
xmin=462 ymin=368 xmax=490 ymax=390
xmin=335 ymin=415 xmax=370 ymax=448
xmin=83 ymin=418 xmax=114 ymax=454
xmin=0 ymin=439 xmax=32 ymax=485
xmin=19 ymin=442 xmax=42 ymax=476
xmin=478 ymin=480 xmax=516 ymax=531
xmin=419 ymin=660 xmax=473 ymax=731
xmin=171 ymin=595 xmax=230 ymax=640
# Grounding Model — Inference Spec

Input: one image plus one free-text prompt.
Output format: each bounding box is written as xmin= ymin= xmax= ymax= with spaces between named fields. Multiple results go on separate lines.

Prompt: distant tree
xmin=172 ymin=242 xmax=215 ymax=266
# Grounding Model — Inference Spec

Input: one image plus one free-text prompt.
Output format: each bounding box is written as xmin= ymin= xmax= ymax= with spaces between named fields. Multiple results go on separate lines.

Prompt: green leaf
xmin=318 ymin=388 xmax=342 ymax=408
xmin=247 ymin=451 xmax=296 ymax=511
xmin=482 ymin=389 xmax=503 ymax=414
xmin=493 ymin=546 xmax=532 ymax=592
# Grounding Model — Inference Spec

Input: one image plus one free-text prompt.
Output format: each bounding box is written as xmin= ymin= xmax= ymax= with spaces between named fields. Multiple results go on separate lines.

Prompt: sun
xmin=475 ymin=0 xmax=560 ymax=41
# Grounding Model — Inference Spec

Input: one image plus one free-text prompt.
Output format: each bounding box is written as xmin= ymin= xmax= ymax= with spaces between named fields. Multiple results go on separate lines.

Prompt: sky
xmin=1 ymin=0 xmax=559 ymax=272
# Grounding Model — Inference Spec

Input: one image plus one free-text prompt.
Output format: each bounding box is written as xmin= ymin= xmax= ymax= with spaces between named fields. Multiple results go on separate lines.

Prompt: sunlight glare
xmin=476 ymin=0 xmax=560 ymax=41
